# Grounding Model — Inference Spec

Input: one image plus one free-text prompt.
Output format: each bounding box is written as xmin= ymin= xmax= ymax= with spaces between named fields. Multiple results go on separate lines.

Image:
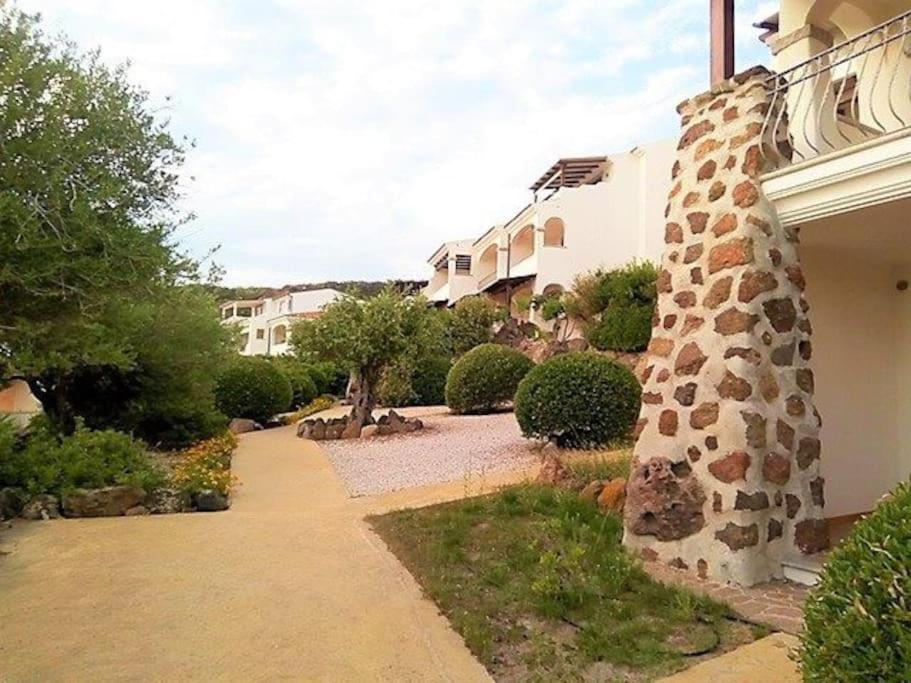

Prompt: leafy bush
xmin=515 ymin=352 xmax=641 ymax=448
xmin=449 ymin=296 xmax=505 ymax=356
xmin=170 ymin=432 xmax=238 ymax=497
xmin=306 ymin=361 xmax=349 ymax=396
xmin=379 ymin=355 xmax=452 ymax=407
xmin=0 ymin=419 xmax=165 ymax=496
xmin=587 ymin=304 xmax=655 ymax=353
xmin=445 ymin=344 xmax=533 ymax=414
xmin=270 ymin=359 xmax=318 ymax=409
xmin=564 ymin=262 xmax=658 ymax=353
xmin=214 ymin=357 xmax=293 ymax=423
xmin=800 ymin=482 xmax=911 ymax=682
xmin=411 ymin=355 xmax=451 ymax=405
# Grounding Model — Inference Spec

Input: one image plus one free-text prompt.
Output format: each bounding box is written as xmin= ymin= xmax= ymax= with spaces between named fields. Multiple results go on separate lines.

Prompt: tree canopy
xmin=291 ymin=289 xmax=446 ymax=427
xmin=0 ymin=8 xmax=230 ymax=442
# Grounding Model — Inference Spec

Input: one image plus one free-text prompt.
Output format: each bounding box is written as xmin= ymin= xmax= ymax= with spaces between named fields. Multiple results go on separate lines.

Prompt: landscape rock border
xmin=297 ymin=410 xmax=424 ymax=441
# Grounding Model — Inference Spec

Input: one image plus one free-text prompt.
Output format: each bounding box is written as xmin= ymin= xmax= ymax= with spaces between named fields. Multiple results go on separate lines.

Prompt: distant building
xmin=424 ymin=139 xmax=676 ymax=329
xmin=0 ymin=380 xmax=42 ymax=428
xmin=219 ymin=288 xmax=343 ymax=356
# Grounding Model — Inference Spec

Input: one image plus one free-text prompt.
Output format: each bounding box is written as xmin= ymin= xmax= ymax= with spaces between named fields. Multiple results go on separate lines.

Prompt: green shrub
xmin=214 ymin=357 xmax=293 ymax=423
xmin=445 ymin=344 xmax=533 ymax=414
xmin=412 ymin=355 xmax=451 ymax=405
xmin=267 ymin=357 xmax=319 ymax=408
xmin=377 ymin=359 xmax=415 ymax=407
xmin=378 ymin=355 xmax=452 ymax=407
xmin=306 ymin=361 xmax=349 ymax=396
xmin=0 ymin=419 xmax=165 ymax=496
xmin=587 ymin=304 xmax=654 ymax=352
xmin=449 ymin=296 xmax=505 ymax=356
xmin=515 ymin=352 xmax=641 ymax=448
xmin=800 ymin=482 xmax=911 ymax=682
xmin=565 ymin=262 xmax=657 ymax=353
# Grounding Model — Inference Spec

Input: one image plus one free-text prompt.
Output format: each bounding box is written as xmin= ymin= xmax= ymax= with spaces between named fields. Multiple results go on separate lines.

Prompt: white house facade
xmin=220 ymin=288 xmax=343 ymax=356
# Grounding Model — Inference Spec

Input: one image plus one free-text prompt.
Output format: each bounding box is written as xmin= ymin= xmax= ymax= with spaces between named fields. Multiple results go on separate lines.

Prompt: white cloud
xmin=18 ymin=0 xmax=773 ymax=285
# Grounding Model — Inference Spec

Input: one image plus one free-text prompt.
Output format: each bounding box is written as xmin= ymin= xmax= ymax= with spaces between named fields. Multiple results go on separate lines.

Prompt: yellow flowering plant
xmin=170 ymin=432 xmax=239 ymax=496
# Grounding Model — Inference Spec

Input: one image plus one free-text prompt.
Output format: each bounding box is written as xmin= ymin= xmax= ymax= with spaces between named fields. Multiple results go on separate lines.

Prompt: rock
xmin=62 ymin=485 xmax=146 ymax=518
xmin=597 ymin=479 xmax=627 ymax=513
xmin=625 ymin=457 xmax=706 ymax=541
xmin=795 ymin=519 xmax=830 ymax=554
xmin=580 ymin=480 xmax=606 ymax=503
xmin=341 ymin=420 xmax=362 ymax=439
xmin=195 ymin=489 xmax=230 ymax=512
xmin=310 ymin=419 xmax=327 ymax=440
xmin=715 ymin=522 xmax=759 ymax=550
xmin=228 ymin=418 xmax=261 ymax=434
xmin=21 ymin=495 xmax=61 ymax=520
xmin=708 ymin=451 xmax=751 ymax=483
xmin=124 ymin=505 xmax=149 ymax=516
xmin=0 ymin=487 xmax=26 ymax=520
xmin=360 ymin=425 xmax=379 ymax=438
xmin=325 ymin=422 xmax=346 ymax=440
xmin=411 ymin=419 xmax=424 ymax=431
xmin=147 ymin=488 xmax=192 ymax=515
xmin=538 ymin=453 xmax=571 ymax=488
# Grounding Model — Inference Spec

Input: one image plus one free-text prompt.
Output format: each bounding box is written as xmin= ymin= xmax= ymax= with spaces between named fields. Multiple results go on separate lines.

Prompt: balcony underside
xmin=761 ymin=127 xmax=911 ymax=227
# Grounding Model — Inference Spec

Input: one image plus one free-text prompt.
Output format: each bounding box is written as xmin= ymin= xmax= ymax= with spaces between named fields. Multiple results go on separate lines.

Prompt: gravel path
xmin=318 ymin=410 xmax=539 ymax=496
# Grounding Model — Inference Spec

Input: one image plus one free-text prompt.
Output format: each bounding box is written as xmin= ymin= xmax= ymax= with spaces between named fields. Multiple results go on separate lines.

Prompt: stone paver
xmin=644 ymin=561 xmax=808 ymax=634
xmin=0 ymin=425 xmax=491 ymax=682
xmin=659 ymin=633 xmax=801 ymax=682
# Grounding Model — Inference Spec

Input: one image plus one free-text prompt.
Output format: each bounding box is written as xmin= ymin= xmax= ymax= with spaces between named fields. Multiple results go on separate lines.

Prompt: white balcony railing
xmin=762 ymin=10 xmax=911 ymax=169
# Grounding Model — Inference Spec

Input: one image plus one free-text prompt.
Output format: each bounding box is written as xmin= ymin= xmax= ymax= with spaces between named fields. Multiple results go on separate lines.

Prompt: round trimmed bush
xmin=800 ymin=481 xmax=911 ymax=682
xmin=214 ymin=357 xmax=293 ymax=423
xmin=514 ymin=352 xmax=641 ymax=448
xmin=445 ymin=344 xmax=533 ymax=414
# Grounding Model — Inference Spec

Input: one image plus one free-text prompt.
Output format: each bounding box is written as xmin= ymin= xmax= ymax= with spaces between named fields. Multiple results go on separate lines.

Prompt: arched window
xmin=543 ymin=217 xmax=565 ymax=247
xmin=272 ymin=325 xmax=287 ymax=345
xmin=511 ymin=224 xmax=535 ymax=263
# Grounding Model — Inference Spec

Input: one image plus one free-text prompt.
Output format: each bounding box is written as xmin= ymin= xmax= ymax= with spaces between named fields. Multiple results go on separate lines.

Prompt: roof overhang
xmin=530 ymin=156 xmax=610 ymax=192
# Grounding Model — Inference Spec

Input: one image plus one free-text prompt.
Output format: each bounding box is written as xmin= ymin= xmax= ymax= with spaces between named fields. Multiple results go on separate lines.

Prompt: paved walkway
xmin=660 ymin=633 xmax=800 ymax=682
xmin=0 ymin=426 xmax=491 ymax=682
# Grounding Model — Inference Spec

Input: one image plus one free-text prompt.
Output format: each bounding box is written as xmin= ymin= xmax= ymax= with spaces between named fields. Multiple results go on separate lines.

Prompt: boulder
xmin=580 ymin=480 xmax=606 ymax=504
xmin=195 ymin=489 xmax=230 ymax=512
xmin=228 ymin=418 xmax=261 ymax=435
xmin=62 ymin=485 xmax=146 ymax=518
xmin=0 ymin=487 xmax=26 ymax=520
xmin=597 ymin=479 xmax=627 ymax=513
xmin=625 ymin=457 xmax=706 ymax=541
xmin=360 ymin=425 xmax=379 ymax=438
xmin=341 ymin=420 xmax=362 ymax=439
xmin=325 ymin=422 xmax=346 ymax=440
xmin=20 ymin=494 xmax=61 ymax=520
xmin=147 ymin=488 xmax=192 ymax=515
xmin=124 ymin=505 xmax=149 ymax=516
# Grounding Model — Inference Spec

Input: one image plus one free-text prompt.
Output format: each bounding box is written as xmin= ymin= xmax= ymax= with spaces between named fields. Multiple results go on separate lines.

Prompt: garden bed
xmin=320 ymin=412 xmax=537 ymax=496
xmin=370 ymin=484 xmax=767 ymax=681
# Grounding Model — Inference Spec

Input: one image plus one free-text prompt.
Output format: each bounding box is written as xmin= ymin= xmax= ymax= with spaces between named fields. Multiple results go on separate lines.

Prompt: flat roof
xmin=529 ymin=156 xmax=610 ymax=192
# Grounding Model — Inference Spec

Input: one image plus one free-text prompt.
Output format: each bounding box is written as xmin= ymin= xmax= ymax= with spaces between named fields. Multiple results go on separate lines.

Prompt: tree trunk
xmin=348 ymin=368 xmax=377 ymax=428
xmin=27 ymin=374 xmax=76 ymax=434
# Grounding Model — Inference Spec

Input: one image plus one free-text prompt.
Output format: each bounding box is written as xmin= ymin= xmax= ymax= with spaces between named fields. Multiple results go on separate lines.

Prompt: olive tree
xmin=290 ymin=289 xmax=446 ymax=429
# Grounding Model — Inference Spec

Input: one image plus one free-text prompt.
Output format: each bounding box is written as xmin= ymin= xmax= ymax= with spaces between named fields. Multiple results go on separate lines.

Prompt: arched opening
xmin=543 ymin=217 xmax=565 ymax=247
xmin=542 ymin=283 xmax=564 ymax=298
xmin=272 ymin=325 xmax=287 ymax=345
xmin=511 ymin=224 xmax=535 ymax=265
xmin=475 ymin=244 xmax=498 ymax=287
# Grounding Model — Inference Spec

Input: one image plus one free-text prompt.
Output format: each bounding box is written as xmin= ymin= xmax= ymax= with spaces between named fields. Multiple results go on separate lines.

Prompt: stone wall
xmin=623 ymin=67 xmax=828 ymax=586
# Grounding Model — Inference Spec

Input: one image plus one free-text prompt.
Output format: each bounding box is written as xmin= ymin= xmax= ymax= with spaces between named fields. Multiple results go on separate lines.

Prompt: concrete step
xmin=782 ymin=553 xmax=827 ymax=586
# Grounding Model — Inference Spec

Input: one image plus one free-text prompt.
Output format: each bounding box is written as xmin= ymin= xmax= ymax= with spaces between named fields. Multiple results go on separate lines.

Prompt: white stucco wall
xmin=799 ymin=203 xmax=910 ymax=516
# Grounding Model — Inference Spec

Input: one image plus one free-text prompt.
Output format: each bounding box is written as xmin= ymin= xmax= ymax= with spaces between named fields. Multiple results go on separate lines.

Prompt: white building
xmin=424 ymin=140 xmax=676 ymax=323
xmin=220 ymin=288 xmax=343 ymax=356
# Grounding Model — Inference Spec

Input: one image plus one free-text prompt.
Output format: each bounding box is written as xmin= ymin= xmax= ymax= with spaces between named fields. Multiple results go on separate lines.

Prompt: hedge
xmin=445 ymin=344 xmax=533 ymax=414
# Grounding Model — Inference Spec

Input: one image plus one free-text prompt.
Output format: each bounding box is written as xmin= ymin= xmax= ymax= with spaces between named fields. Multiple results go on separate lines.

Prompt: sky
xmin=22 ymin=0 xmax=776 ymax=286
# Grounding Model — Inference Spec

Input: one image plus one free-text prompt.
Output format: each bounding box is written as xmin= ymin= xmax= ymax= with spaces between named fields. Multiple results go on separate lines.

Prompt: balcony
xmin=762 ymin=10 xmax=911 ymax=169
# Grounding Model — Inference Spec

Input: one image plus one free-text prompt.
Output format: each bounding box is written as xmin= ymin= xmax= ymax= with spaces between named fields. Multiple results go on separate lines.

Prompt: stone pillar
xmin=623 ymin=67 xmax=829 ymax=586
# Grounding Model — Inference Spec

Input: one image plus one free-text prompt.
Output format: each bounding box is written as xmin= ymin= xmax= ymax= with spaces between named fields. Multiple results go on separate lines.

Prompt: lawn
xmin=370 ymin=484 xmax=765 ymax=681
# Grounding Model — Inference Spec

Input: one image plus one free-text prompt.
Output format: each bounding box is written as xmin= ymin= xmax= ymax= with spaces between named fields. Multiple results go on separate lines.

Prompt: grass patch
xmin=371 ymin=484 xmax=759 ymax=681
